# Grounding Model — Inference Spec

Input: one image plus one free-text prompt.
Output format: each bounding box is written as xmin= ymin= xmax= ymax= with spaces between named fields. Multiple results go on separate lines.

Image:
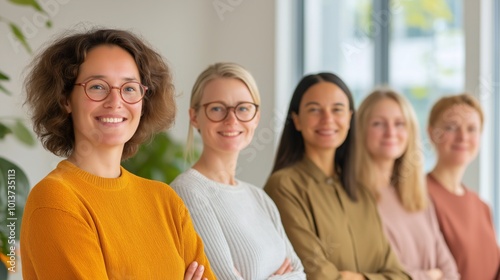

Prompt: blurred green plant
xmin=0 ymin=0 xmax=52 ymax=278
xmin=356 ymin=0 xmax=452 ymax=36
xmin=123 ymin=132 xmax=197 ymax=184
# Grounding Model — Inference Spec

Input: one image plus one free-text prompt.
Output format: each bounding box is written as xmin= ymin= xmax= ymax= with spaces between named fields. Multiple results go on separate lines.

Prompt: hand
xmin=273 ymin=258 xmax=293 ymax=275
xmin=427 ymin=268 xmax=443 ymax=280
xmin=340 ymin=271 xmax=365 ymax=280
xmin=184 ymin=261 xmax=207 ymax=280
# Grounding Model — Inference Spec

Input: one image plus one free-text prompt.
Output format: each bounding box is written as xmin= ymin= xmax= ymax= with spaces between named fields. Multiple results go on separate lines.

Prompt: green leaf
xmin=0 ymin=71 xmax=9 ymax=81
xmin=0 ymin=124 xmax=12 ymax=140
xmin=0 ymin=231 xmax=8 ymax=257
xmin=0 ymin=157 xmax=31 ymax=256
xmin=0 ymin=258 xmax=7 ymax=280
xmin=9 ymin=121 xmax=36 ymax=147
xmin=9 ymin=23 xmax=32 ymax=54
xmin=8 ymin=0 xmax=43 ymax=12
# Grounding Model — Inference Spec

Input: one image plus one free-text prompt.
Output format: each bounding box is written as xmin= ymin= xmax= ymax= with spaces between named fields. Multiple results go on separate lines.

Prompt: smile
xmin=316 ymin=129 xmax=336 ymax=135
xmin=220 ymin=131 xmax=241 ymax=137
xmin=98 ymin=117 xmax=125 ymax=123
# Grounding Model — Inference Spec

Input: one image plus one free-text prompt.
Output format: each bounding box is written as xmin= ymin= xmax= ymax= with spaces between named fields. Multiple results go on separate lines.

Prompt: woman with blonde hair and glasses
xmin=21 ymin=28 xmax=214 ymax=279
xmin=171 ymin=62 xmax=305 ymax=280
xmin=355 ymin=88 xmax=459 ymax=280
xmin=427 ymin=93 xmax=500 ymax=280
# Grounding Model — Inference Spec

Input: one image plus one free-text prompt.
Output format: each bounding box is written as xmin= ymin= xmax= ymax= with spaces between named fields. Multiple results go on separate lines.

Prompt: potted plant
xmin=122 ymin=132 xmax=197 ymax=184
xmin=1 ymin=1 xmax=52 ymax=278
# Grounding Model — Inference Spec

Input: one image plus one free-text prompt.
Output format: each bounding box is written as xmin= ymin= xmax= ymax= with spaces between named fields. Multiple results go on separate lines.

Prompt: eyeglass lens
xmin=83 ymin=79 xmax=145 ymax=103
xmin=205 ymin=102 xmax=257 ymax=122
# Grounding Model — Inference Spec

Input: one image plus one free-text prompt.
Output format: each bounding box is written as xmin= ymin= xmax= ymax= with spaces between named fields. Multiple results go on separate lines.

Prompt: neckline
xmin=428 ymin=173 xmax=466 ymax=197
xmin=59 ymin=160 xmax=129 ymax=190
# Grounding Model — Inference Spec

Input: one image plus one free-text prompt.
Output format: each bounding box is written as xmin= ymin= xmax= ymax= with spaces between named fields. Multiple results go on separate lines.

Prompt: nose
xmin=456 ymin=126 xmax=467 ymax=141
xmin=223 ymin=108 xmax=238 ymax=124
xmin=320 ymin=110 xmax=334 ymax=123
xmin=385 ymin=123 xmax=396 ymax=136
xmin=103 ymin=87 xmax=123 ymax=108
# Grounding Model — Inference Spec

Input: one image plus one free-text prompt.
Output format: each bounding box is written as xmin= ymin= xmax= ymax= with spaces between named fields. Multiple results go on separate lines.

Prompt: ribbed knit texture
xmin=377 ymin=186 xmax=459 ymax=280
xmin=20 ymin=160 xmax=215 ymax=280
xmin=427 ymin=174 xmax=500 ymax=280
xmin=171 ymin=168 xmax=306 ymax=280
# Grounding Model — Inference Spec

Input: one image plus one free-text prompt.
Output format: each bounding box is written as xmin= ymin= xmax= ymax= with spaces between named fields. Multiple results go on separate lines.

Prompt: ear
xmin=291 ymin=112 xmax=301 ymax=131
xmin=64 ymin=96 xmax=72 ymax=114
xmin=189 ymin=107 xmax=199 ymax=129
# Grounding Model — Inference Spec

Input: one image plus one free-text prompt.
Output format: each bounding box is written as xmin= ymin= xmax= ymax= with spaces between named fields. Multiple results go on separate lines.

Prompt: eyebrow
xmin=83 ymin=75 xmax=139 ymax=82
xmin=304 ymin=101 xmax=346 ymax=107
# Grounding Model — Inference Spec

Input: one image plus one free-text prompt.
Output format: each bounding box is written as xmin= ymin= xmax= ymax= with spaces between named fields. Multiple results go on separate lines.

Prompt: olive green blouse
xmin=264 ymin=157 xmax=410 ymax=280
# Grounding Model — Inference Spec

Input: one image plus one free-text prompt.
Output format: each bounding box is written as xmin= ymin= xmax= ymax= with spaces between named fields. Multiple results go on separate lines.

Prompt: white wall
xmin=0 ymin=0 xmax=278 ymax=186
xmin=0 ymin=0 xmax=278 ymax=278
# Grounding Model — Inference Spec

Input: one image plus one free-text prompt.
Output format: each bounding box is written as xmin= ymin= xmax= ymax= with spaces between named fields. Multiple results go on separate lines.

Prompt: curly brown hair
xmin=24 ymin=28 xmax=175 ymax=160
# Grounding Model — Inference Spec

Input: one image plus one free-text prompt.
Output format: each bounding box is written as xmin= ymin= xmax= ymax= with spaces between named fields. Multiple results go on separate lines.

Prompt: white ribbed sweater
xmin=171 ymin=169 xmax=306 ymax=280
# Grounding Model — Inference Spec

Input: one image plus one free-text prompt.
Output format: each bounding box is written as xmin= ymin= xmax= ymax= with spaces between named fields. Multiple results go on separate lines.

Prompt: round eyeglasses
xmin=74 ymin=79 xmax=148 ymax=104
xmin=201 ymin=102 xmax=259 ymax=122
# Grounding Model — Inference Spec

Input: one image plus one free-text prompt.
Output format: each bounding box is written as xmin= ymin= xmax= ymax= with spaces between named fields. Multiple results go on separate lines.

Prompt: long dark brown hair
xmin=271 ymin=72 xmax=357 ymax=200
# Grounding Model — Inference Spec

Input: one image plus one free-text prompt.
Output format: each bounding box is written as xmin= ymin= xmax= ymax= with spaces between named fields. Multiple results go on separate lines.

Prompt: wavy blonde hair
xmin=355 ymin=88 xmax=426 ymax=211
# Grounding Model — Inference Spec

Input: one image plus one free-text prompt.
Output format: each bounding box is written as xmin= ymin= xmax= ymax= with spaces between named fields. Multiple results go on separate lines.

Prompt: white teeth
xmin=317 ymin=130 xmax=334 ymax=135
xmin=100 ymin=117 xmax=124 ymax=123
xmin=221 ymin=132 xmax=239 ymax=136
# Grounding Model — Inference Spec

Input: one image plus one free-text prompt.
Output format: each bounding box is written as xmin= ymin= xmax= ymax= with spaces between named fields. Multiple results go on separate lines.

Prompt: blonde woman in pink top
xmin=355 ymin=88 xmax=459 ymax=280
xmin=427 ymin=94 xmax=500 ymax=280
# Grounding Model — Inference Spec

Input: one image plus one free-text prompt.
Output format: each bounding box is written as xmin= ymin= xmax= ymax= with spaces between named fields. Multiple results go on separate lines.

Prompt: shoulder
xmin=170 ymin=169 xmax=204 ymax=190
xmin=26 ymin=169 xmax=82 ymax=211
xmin=264 ymin=164 xmax=310 ymax=193
xmin=125 ymin=170 xmax=184 ymax=205
xmin=170 ymin=169 xmax=208 ymax=198
xmin=169 ymin=170 xmax=213 ymax=214
xmin=464 ymin=189 xmax=492 ymax=212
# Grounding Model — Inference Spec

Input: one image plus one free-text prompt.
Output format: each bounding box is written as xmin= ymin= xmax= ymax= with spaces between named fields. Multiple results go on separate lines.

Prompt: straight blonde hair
xmin=355 ymin=88 xmax=426 ymax=212
xmin=185 ymin=62 xmax=261 ymax=162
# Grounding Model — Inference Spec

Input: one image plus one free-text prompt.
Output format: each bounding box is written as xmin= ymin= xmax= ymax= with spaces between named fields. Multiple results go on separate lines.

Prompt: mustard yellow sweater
xmin=20 ymin=160 xmax=215 ymax=279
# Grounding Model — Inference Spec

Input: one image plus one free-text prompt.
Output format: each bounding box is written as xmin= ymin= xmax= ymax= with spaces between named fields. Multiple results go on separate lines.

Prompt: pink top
xmin=427 ymin=174 xmax=500 ymax=280
xmin=377 ymin=186 xmax=459 ymax=280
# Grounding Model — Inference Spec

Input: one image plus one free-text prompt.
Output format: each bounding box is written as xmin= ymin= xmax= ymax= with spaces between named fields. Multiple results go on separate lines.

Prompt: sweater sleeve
xmin=361 ymin=238 xmax=411 ymax=280
xmin=178 ymin=202 xmax=217 ymax=280
xmin=176 ymin=186 xmax=244 ymax=280
xmin=265 ymin=176 xmax=343 ymax=280
xmin=428 ymin=202 xmax=460 ymax=280
xmin=23 ymin=207 xmax=108 ymax=279
xmin=359 ymin=188 xmax=411 ymax=280
xmin=256 ymin=188 xmax=307 ymax=280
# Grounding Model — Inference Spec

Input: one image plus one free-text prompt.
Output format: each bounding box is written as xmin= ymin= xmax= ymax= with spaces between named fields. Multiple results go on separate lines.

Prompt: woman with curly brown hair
xmin=20 ymin=28 xmax=215 ymax=280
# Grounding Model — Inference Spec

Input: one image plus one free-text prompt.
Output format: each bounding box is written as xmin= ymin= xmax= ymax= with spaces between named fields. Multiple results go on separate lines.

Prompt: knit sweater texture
xmin=171 ymin=168 xmax=306 ymax=280
xmin=20 ymin=160 xmax=215 ymax=279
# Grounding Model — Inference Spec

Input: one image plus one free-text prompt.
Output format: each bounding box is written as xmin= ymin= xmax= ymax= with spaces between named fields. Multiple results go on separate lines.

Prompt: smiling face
xmin=189 ymin=77 xmax=260 ymax=156
xmin=429 ymin=104 xmax=482 ymax=167
xmin=292 ymin=82 xmax=352 ymax=156
xmin=365 ymin=98 xmax=409 ymax=163
xmin=65 ymin=44 xmax=142 ymax=155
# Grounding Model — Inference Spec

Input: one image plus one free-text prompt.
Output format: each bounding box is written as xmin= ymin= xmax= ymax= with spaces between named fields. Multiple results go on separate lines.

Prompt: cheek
xmin=469 ymin=134 xmax=481 ymax=145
